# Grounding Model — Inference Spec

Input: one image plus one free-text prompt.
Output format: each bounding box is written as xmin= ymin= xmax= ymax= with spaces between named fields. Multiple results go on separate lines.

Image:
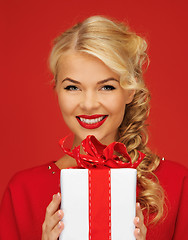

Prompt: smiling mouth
xmin=76 ymin=115 xmax=108 ymax=129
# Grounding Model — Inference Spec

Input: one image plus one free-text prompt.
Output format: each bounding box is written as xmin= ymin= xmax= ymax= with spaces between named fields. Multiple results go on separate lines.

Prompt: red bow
xmin=59 ymin=135 xmax=145 ymax=169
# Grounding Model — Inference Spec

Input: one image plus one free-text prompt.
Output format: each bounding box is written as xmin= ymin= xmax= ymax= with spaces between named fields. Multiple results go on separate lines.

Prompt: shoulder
xmin=10 ymin=162 xmax=52 ymax=182
xmin=8 ymin=161 xmax=60 ymax=190
xmin=154 ymin=159 xmax=188 ymax=196
xmin=155 ymin=159 xmax=188 ymax=178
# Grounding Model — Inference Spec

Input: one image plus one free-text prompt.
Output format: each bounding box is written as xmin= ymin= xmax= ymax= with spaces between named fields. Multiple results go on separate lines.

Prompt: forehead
xmin=57 ymin=51 xmax=119 ymax=81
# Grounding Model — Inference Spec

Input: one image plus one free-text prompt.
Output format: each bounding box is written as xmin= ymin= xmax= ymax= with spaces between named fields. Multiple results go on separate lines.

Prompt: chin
xmin=87 ymin=132 xmax=116 ymax=145
xmin=73 ymin=128 xmax=117 ymax=146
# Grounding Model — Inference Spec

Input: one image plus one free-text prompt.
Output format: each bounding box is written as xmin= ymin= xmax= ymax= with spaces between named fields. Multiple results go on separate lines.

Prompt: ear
xmin=125 ymin=89 xmax=136 ymax=104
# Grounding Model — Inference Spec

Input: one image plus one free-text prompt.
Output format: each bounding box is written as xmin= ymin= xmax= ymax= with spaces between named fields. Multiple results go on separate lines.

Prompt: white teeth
xmin=79 ymin=116 xmax=104 ymax=124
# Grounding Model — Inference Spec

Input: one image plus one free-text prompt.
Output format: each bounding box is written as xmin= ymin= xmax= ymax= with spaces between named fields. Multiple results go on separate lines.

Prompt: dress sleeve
xmin=0 ymin=186 xmax=20 ymax=240
xmin=173 ymin=174 xmax=188 ymax=239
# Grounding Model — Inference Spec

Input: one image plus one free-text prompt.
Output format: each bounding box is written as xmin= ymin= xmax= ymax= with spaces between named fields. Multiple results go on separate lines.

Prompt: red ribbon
xmin=59 ymin=135 xmax=145 ymax=169
xmin=89 ymin=169 xmax=111 ymax=239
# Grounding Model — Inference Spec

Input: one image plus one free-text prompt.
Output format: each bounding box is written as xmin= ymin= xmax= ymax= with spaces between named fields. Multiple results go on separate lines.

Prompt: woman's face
xmin=55 ymin=51 xmax=134 ymax=146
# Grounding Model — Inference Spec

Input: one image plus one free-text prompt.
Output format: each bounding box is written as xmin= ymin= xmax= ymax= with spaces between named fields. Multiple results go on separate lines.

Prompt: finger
xmin=48 ymin=209 xmax=64 ymax=231
xmin=134 ymin=228 xmax=141 ymax=240
xmin=134 ymin=216 xmax=147 ymax=235
xmin=50 ymin=221 xmax=64 ymax=240
xmin=45 ymin=192 xmax=61 ymax=218
xmin=43 ymin=221 xmax=64 ymax=240
xmin=134 ymin=216 xmax=143 ymax=239
xmin=134 ymin=216 xmax=140 ymax=228
xmin=136 ymin=202 xmax=144 ymax=223
xmin=134 ymin=202 xmax=147 ymax=239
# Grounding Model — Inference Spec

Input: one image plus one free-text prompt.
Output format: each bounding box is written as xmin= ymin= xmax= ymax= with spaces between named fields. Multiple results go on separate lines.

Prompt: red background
xmin=1 ymin=0 xmax=188 ymax=201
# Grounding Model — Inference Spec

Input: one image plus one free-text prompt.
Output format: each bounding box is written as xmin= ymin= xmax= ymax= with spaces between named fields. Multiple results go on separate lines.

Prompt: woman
xmin=0 ymin=16 xmax=187 ymax=240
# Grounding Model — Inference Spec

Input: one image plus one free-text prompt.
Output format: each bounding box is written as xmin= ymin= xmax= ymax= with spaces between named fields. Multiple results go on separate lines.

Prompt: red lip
xmin=76 ymin=115 xmax=108 ymax=129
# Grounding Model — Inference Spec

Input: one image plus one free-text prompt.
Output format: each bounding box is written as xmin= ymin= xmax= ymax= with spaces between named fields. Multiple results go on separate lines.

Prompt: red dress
xmin=0 ymin=160 xmax=187 ymax=240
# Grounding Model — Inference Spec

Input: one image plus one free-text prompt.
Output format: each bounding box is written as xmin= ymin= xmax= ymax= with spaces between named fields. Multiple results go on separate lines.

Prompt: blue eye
xmin=64 ymin=85 xmax=79 ymax=91
xmin=101 ymin=85 xmax=116 ymax=91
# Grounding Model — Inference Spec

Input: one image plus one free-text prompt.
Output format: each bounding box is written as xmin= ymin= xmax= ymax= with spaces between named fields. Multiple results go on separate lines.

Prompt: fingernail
xmin=137 ymin=202 xmax=140 ymax=208
xmin=58 ymin=221 xmax=62 ymax=229
xmin=53 ymin=192 xmax=60 ymax=200
xmin=58 ymin=210 xmax=62 ymax=217
xmin=137 ymin=228 xmax=140 ymax=234
xmin=136 ymin=217 xmax=140 ymax=224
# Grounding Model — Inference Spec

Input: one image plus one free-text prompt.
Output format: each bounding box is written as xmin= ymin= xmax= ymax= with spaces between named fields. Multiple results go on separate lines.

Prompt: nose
xmin=79 ymin=91 xmax=100 ymax=112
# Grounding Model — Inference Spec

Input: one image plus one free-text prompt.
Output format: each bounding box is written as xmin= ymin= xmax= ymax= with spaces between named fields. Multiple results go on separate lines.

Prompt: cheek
xmin=107 ymin=96 xmax=126 ymax=127
xmin=57 ymin=94 xmax=73 ymax=116
xmin=106 ymin=95 xmax=126 ymax=115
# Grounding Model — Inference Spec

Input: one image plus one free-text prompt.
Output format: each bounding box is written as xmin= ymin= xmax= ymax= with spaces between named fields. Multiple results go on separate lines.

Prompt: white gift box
xmin=60 ymin=168 xmax=136 ymax=240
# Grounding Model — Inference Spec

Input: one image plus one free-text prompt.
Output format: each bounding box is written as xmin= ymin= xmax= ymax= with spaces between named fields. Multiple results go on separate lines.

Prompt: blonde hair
xmin=49 ymin=15 xmax=165 ymax=224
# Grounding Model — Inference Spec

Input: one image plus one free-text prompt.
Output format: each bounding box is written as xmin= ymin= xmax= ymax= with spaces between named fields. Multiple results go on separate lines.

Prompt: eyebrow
xmin=61 ymin=77 xmax=119 ymax=84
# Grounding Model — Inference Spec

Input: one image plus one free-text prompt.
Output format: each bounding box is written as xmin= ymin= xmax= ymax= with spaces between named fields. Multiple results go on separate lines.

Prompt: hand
xmin=42 ymin=193 xmax=64 ymax=240
xmin=134 ymin=202 xmax=147 ymax=240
